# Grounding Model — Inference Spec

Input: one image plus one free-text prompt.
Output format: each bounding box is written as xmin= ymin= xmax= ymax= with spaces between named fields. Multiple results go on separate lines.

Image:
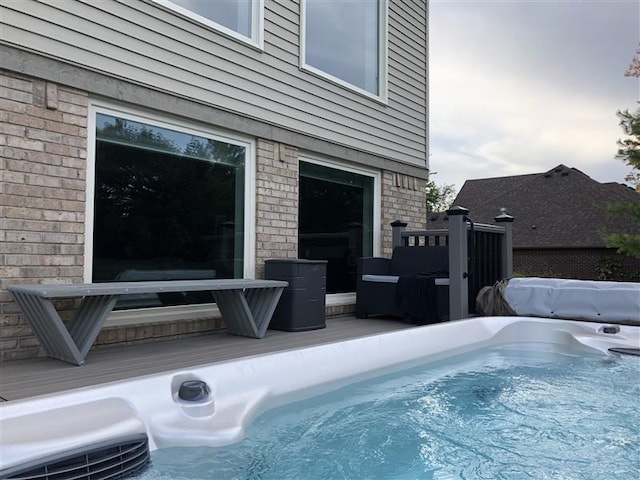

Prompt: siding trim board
xmin=1 ymin=6 xmax=425 ymax=146
xmin=0 ymin=45 xmax=428 ymax=180
xmin=104 ymin=1 xmax=416 ymax=115
xmin=1 ymin=0 xmax=427 ymax=170
xmin=1 ymin=26 xmax=423 ymax=160
xmin=12 ymin=0 xmax=416 ymax=123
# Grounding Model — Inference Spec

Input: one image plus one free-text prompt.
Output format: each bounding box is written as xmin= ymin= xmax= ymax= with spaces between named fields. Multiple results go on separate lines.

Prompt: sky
xmin=428 ymin=0 xmax=640 ymax=192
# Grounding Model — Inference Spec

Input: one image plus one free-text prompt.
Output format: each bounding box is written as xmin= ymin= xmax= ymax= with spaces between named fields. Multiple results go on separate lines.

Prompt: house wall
xmin=514 ymin=248 xmax=640 ymax=282
xmin=0 ymin=0 xmax=428 ymax=173
xmin=381 ymin=172 xmax=427 ymax=257
xmin=1 ymin=0 xmax=429 ymax=361
xmin=255 ymin=139 xmax=300 ymax=279
xmin=0 ymin=70 xmax=427 ymax=361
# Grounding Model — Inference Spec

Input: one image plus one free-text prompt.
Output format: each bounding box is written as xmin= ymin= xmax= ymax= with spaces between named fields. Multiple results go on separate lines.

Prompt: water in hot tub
xmin=139 ymin=347 xmax=639 ymax=480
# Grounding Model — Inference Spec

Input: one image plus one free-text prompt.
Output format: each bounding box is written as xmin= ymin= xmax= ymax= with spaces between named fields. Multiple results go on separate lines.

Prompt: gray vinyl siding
xmin=0 ymin=0 xmax=428 ymax=169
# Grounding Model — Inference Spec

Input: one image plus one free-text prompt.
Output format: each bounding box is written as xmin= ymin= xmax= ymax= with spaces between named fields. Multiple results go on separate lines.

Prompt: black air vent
xmin=0 ymin=435 xmax=150 ymax=480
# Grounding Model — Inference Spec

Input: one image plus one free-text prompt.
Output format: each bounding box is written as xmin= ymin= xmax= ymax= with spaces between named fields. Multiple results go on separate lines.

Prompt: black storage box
xmin=265 ymin=259 xmax=328 ymax=331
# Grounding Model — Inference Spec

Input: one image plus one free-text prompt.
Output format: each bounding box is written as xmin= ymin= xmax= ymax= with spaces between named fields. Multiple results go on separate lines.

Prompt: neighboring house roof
xmin=429 ymin=164 xmax=640 ymax=249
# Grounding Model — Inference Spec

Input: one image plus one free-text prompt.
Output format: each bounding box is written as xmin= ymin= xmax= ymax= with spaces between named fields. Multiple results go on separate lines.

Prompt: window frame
xmin=298 ymin=153 xmax=381 ymax=261
xmin=85 ymin=100 xmax=257 ymax=286
xmin=151 ymin=0 xmax=265 ymax=49
xmin=300 ymin=0 xmax=389 ymax=103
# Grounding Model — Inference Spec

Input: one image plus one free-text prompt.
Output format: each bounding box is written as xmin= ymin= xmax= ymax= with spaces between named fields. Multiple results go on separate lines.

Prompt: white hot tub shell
xmin=1 ymin=316 xmax=639 ymax=472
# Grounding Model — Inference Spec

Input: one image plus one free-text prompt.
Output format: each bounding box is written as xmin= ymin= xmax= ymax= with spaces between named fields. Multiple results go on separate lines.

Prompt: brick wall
xmin=515 ymin=248 xmax=640 ymax=281
xmin=254 ymin=140 xmax=299 ymax=279
xmin=1 ymin=70 xmax=88 ymax=360
xmin=0 ymin=70 xmax=425 ymax=361
xmin=381 ymin=172 xmax=427 ymax=257
xmin=95 ymin=317 xmax=223 ymax=351
xmin=0 ymin=71 xmax=225 ymax=361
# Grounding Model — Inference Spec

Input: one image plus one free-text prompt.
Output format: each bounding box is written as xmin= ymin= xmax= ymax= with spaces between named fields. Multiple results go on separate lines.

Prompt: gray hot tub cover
xmin=477 ymin=277 xmax=640 ymax=324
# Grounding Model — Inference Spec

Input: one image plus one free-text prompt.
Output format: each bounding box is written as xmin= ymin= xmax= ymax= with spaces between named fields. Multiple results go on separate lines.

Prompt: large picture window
xmin=299 ymin=161 xmax=377 ymax=294
xmin=153 ymin=0 xmax=263 ymax=47
xmin=301 ymin=0 xmax=387 ymax=99
xmin=89 ymin=110 xmax=251 ymax=308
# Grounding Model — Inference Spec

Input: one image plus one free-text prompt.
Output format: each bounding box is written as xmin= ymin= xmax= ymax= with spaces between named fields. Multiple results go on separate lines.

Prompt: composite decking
xmin=0 ymin=315 xmax=412 ymax=402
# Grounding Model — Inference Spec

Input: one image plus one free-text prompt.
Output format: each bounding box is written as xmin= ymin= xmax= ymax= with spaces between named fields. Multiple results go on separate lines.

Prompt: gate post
xmin=391 ymin=220 xmax=408 ymax=249
xmin=495 ymin=208 xmax=515 ymax=279
xmin=447 ymin=206 xmax=469 ymax=320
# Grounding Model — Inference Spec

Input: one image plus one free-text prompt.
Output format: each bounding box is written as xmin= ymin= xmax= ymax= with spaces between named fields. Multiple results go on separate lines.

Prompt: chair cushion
xmin=362 ymin=275 xmax=400 ymax=284
xmin=362 ymin=274 xmax=449 ymax=286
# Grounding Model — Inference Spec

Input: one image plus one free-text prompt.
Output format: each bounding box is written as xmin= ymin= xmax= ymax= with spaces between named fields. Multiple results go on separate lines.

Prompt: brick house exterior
xmin=429 ymin=165 xmax=640 ymax=281
xmin=1 ymin=0 xmax=429 ymax=361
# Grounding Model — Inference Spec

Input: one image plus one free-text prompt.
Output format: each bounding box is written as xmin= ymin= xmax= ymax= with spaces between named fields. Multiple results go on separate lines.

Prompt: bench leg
xmin=245 ymin=287 xmax=284 ymax=338
xmin=68 ymin=295 xmax=119 ymax=360
xmin=213 ymin=287 xmax=284 ymax=339
xmin=10 ymin=292 xmax=118 ymax=366
xmin=11 ymin=292 xmax=84 ymax=365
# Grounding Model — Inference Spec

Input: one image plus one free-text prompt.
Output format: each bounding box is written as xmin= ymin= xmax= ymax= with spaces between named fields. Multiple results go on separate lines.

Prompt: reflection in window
xmin=303 ymin=0 xmax=383 ymax=96
xmin=299 ymin=162 xmax=374 ymax=293
xmin=93 ymin=114 xmax=246 ymax=307
xmin=155 ymin=0 xmax=255 ymax=41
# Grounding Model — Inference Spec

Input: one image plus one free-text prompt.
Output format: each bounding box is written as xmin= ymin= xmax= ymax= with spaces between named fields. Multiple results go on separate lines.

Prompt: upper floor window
xmin=301 ymin=0 xmax=387 ymax=100
xmin=153 ymin=0 xmax=264 ymax=47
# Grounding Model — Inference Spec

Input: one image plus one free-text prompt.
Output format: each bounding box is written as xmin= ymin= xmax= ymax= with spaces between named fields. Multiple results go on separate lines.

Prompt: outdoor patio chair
xmin=355 ymin=245 xmax=449 ymax=323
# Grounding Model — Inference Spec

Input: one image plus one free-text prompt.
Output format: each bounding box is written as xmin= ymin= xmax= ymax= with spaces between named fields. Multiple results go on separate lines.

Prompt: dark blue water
xmin=140 ymin=347 xmax=639 ymax=480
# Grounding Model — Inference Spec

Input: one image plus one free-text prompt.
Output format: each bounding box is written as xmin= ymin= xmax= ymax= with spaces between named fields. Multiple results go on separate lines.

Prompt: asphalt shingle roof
xmin=433 ymin=164 xmax=640 ymax=249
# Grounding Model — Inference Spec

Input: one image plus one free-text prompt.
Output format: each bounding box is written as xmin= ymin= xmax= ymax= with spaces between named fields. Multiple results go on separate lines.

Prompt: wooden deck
xmin=0 ymin=315 xmax=411 ymax=402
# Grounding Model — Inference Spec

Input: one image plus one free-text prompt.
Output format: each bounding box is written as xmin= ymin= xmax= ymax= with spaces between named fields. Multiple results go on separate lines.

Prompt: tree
xmin=619 ymin=43 xmax=640 ymax=187
xmin=616 ymin=108 xmax=640 ymax=189
xmin=625 ymin=44 xmax=640 ymax=78
xmin=602 ymin=47 xmax=640 ymax=258
xmin=425 ymin=179 xmax=457 ymax=213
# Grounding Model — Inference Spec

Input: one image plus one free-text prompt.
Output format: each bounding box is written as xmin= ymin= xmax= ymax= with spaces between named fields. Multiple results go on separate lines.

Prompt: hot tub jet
xmin=178 ymin=380 xmax=210 ymax=402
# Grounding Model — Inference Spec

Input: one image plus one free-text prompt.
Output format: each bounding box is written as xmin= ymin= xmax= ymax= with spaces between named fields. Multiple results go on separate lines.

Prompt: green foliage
xmin=595 ymin=257 xmax=623 ymax=281
xmin=603 ymin=107 xmax=640 ymax=258
xmin=513 ymin=267 xmax=563 ymax=279
xmin=596 ymin=256 xmax=640 ymax=282
xmin=425 ymin=180 xmax=457 ymax=213
xmin=607 ymin=201 xmax=640 ymax=223
xmin=602 ymin=230 xmax=640 ymax=258
xmin=616 ymin=108 xmax=640 ymax=187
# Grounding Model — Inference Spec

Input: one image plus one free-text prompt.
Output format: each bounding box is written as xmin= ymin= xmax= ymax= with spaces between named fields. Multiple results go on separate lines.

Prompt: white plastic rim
xmin=1 ymin=316 xmax=638 ymax=470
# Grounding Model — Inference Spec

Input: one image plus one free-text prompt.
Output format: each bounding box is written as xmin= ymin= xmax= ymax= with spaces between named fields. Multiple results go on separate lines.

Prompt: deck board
xmin=0 ymin=315 xmax=411 ymax=402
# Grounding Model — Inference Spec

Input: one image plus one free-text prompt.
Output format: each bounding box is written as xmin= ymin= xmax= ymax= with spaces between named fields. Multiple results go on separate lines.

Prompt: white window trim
xmin=298 ymin=153 xmax=381 ymax=258
xmin=107 ymin=303 xmax=220 ymax=327
xmin=86 ymin=100 xmax=256 ymax=326
xmin=107 ymin=292 xmax=356 ymax=328
xmin=151 ymin=0 xmax=265 ymax=50
xmin=300 ymin=0 xmax=388 ymax=103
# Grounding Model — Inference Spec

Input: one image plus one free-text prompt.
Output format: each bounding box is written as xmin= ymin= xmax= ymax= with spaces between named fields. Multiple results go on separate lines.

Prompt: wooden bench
xmin=8 ymin=279 xmax=288 ymax=366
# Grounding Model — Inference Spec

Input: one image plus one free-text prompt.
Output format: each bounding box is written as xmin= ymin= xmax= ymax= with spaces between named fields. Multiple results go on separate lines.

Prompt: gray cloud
xmin=429 ymin=0 xmax=639 ymax=190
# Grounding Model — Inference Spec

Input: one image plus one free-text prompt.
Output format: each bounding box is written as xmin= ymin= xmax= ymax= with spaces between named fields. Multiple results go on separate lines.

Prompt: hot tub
xmin=1 ymin=317 xmax=638 ymax=478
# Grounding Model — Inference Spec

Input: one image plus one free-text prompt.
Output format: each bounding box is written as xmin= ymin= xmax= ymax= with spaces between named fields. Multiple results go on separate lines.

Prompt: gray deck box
xmin=265 ymin=259 xmax=328 ymax=331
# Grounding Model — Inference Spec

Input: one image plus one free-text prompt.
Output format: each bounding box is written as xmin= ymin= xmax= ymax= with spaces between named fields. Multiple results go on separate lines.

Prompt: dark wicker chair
xmin=355 ymin=245 xmax=449 ymax=322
